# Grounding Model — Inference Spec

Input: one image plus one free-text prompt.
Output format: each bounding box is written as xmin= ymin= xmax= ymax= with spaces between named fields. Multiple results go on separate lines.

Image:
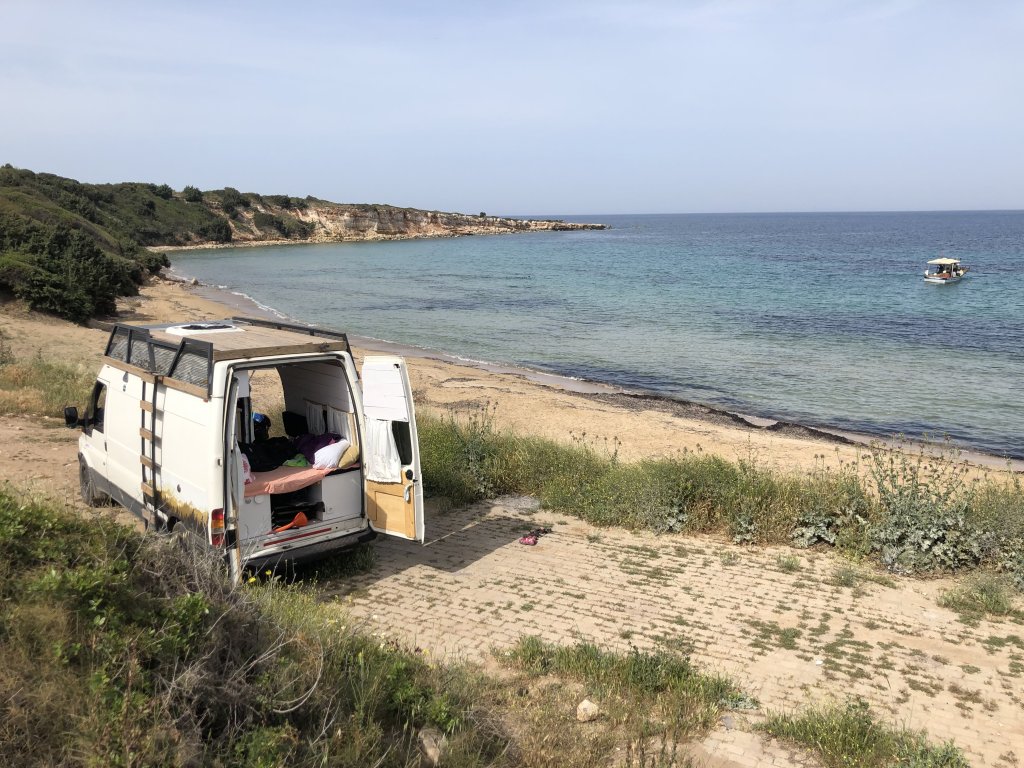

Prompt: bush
xmin=939 ymin=572 xmax=1019 ymax=620
xmin=252 ymin=211 xmax=281 ymax=233
xmin=1 ymin=170 xmax=174 ymax=314
xmin=869 ymin=448 xmax=987 ymax=574
xmin=0 ymin=215 xmax=137 ymax=321
xmin=219 ymin=187 xmax=249 ymax=210
xmin=182 ymin=185 xmax=203 ymax=203
xmin=152 ymin=183 xmax=173 ymax=200
xmin=196 ymin=218 xmax=232 ymax=243
xmin=252 ymin=211 xmax=313 ymax=239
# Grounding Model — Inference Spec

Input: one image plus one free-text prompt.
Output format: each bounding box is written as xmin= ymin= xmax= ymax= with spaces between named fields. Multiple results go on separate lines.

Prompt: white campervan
xmin=66 ymin=317 xmax=424 ymax=577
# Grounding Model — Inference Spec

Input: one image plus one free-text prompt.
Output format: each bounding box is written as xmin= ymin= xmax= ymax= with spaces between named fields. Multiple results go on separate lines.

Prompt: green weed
xmin=939 ymin=572 xmax=1019 ymax=621
xmin=419 ymin=408 xmax=1024 ymax=590
xmin=501 ymin=635 xmax=741 ymax=741
xmin=760 ymin=697 xmax=969 ymax=768
xmin=777 ymin=554 xmax=802 ymax=573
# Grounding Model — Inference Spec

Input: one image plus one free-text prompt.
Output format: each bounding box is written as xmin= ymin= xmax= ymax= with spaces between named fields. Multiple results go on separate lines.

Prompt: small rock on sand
xmin=577 ymin=698 xmax=600 ymax=722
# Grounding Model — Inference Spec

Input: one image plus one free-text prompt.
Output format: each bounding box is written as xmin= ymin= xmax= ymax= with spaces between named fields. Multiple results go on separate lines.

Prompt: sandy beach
xmin=2 ymin=273 xmax=1020 ymax=487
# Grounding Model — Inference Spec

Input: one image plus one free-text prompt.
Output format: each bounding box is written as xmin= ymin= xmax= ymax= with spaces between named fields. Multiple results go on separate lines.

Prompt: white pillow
xmin=313 ymin=438 xmax=351 ymax=469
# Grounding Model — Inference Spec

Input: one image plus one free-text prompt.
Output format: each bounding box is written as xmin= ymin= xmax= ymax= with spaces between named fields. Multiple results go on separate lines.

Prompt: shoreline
xmin=166 ymin=269 xmax=1024 ymax=473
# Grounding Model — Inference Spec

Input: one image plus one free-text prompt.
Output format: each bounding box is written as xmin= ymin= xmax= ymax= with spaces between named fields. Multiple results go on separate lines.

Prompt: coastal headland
xmin=150 ymin=203 xmax=607 ymax=251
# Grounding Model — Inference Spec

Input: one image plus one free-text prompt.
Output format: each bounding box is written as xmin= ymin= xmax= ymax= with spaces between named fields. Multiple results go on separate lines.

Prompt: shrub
xmin=869 ymin=447 xmax=987 ymax=574
xmin=0 ymin=216 xmax=138 ymax=321
xmin=182 ymin=185 xmax=203 ymax=203
xmin=252 ymin=211 xmax=280 ymax=233
xmin=0 ymin=167 xmax=229 ymax=320
xmin=251 ymin=211 xmax=312 ymax=239
xmin=219 ymin=187 xmax=249 ymax=209
xmin=196 ymin=218 xmax=232 ymax=243
xmin=791 ymin=467 xmax=873 ymax=552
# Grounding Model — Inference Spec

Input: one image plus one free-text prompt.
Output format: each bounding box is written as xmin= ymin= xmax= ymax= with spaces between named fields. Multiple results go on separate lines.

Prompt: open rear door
xmin=361 ymin=356 xmax=424 ymax=542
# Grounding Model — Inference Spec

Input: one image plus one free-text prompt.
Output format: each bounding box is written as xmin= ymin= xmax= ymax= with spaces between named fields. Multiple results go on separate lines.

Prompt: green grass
xmin=501 ymin=635 xmax=743 ymax=746
xmin=759 ymin=698 xmax=968 ymax=768
xmin=419 ymin=407 xmax=1024 ymax=589
xmin=939 ymin=572 xmax=1021 ymax=623
xmin=0 ymin=349 xmax=94 ymax=417
xmin=777 ymin=554 xmax=802 ymax=572
xmin=0 ymin=486 xmax=509 ymax=767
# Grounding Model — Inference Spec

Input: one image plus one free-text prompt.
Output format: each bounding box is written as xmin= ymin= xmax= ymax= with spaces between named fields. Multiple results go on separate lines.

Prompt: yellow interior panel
xmin=366 ymin=479 xmax=414 ymax=538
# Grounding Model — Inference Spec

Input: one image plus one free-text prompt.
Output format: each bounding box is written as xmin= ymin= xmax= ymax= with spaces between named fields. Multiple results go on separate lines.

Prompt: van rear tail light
xmin=211 ymin=508 xmax=225 ymax=547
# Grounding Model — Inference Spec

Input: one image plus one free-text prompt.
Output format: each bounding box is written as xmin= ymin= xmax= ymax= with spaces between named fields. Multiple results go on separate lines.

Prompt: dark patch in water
xmin=525 ymin=361 xmax=723 ymax=396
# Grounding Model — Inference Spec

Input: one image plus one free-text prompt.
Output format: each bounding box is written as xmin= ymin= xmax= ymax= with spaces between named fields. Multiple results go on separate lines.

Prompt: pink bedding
xmin=245 ymin=465 xmax=334 ymax=497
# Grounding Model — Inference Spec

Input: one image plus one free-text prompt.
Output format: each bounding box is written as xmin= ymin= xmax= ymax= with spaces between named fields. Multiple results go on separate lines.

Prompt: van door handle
xmin=404 ymin=485 xmax=412 ymax=503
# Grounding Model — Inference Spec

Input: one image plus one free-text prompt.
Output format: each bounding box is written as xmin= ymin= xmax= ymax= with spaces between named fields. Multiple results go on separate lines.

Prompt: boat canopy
xmin=927 ymin=257 xmax=960 ymax=265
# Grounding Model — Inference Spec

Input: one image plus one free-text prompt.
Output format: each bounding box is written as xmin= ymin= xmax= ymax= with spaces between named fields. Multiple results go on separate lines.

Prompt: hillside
xmin=0 ymin=165 xmax=605 ymax=321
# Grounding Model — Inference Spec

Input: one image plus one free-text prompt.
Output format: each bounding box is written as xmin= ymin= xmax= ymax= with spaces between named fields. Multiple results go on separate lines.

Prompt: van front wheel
xmin=79 ymin=458 xmax=104 ymax=507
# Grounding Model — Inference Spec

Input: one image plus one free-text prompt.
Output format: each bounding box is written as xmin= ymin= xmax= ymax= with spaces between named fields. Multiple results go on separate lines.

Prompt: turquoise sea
xmin=171 ymin=211 xmax=1024 ymax=458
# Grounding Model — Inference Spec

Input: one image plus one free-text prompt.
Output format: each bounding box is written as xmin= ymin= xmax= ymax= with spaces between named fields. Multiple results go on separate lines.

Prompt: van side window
xmin=89 ymin=382 xmax=107 ymax=433
xmin=391 ymin=421 xmax=413 ymax=465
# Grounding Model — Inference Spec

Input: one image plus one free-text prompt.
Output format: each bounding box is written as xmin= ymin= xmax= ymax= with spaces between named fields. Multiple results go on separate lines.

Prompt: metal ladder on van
xmin=139 ymin=375 xmax=162 ymax=529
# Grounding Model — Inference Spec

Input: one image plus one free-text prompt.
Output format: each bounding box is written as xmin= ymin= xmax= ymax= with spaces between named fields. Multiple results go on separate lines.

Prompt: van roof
xmin=103 ymin=317 xmax=351 ymax=396
xmin=144 ymin=318 xmax=350 ymax=359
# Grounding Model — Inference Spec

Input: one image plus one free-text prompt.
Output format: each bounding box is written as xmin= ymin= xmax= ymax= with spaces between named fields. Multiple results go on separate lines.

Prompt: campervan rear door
xmin=360 ymin=356 xmax=424 ymax=542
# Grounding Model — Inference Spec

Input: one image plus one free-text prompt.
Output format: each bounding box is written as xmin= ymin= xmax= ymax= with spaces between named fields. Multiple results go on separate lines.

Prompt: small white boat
xmin=924 ymin=257 xmax=969 ymax=284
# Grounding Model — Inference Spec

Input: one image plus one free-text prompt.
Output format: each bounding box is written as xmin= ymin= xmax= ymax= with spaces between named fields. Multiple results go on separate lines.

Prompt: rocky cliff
xmin=219 ymin=199 xmax=605 ymax=245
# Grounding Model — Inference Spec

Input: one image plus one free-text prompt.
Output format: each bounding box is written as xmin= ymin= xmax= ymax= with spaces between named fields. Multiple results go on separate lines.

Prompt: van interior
xmin=232 ymin=360 xmax=365 ymax=546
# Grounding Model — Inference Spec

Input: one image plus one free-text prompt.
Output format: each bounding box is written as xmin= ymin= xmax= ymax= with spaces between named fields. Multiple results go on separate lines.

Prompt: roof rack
xmin=229 ymin=316 xmax=351 ymax=353
xmin=102 ymin=317 xmax=352 ymax=397
xmin=105 ymin=324 xmax=216 ymax=396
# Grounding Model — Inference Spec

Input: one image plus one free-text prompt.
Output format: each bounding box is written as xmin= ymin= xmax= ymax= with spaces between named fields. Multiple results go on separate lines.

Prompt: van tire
xmin=79 ymin=458 xmax=105 ymax=507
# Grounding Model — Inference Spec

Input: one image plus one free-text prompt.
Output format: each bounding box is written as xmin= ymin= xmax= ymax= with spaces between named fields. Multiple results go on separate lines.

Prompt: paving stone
xmin=327 ymin=499 xmax=1023 ymax=767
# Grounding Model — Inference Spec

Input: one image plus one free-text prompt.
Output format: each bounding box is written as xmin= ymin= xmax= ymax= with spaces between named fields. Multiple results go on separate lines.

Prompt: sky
xmin=2 ymin=1 xmax=1022 ymax=215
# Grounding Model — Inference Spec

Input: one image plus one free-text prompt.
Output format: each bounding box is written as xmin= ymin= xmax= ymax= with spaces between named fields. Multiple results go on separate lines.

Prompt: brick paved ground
xmin=327 ymin=497 xmax=1024 ymax=768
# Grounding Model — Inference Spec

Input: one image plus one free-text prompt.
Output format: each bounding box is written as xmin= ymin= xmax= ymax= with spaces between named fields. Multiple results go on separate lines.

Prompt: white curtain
xmin=326 ymin=406 xmax=349 ymax=438
xmin=365 ymin=418 xmax=401 ymax=483
xmin=304 ymin=401 xmax=326 ymax=435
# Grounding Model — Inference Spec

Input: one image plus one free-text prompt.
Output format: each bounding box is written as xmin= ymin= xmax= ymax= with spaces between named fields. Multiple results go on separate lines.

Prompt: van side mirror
xmin=64 ymin=406 xmax=80 ymax=428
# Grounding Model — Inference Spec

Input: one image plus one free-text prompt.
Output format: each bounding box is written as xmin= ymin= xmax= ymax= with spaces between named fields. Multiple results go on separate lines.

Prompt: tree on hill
xmin=0 ymin=213 xmax=144 ymax=322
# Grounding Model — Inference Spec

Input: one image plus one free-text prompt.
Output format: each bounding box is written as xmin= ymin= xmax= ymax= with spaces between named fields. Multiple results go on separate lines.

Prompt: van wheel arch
xmin=78 ymin=456 xmax=106 ymax=507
